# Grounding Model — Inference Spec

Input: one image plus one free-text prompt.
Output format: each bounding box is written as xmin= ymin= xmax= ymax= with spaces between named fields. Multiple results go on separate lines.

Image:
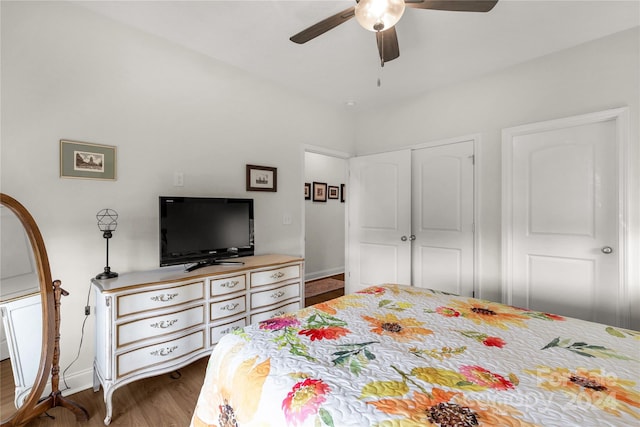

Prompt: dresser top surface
xmin=92 ymin=254 xmax=303 ymax=293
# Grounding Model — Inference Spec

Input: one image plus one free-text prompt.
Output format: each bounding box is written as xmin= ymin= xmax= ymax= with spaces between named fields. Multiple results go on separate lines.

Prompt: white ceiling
xmin=75 ymin=0 xmax=639 ymax=110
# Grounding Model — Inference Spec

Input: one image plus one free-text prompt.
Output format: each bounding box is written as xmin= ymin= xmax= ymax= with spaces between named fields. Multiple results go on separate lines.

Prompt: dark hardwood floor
xmin=304 ymin=273 xmax=345 ymax=307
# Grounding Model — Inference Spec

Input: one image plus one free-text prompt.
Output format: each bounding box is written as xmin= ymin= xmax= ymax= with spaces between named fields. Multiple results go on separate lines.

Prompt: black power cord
xmin=61 ymin=281 xmax=92 ymax=390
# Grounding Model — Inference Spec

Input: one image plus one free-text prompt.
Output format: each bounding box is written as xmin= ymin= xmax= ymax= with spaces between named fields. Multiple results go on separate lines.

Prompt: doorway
xmin=303 ymin=148 xmax=348 ymax=292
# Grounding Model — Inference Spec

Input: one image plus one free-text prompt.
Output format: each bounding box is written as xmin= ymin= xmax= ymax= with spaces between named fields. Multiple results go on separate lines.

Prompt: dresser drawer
xmin=210 ymin=317 xmax=246 ymax=345
xmin=117 ymin=281 xmax=205 ymax=318
xmin=210 ymin=295 xmax=246 ymax=321
xmin=250 ymin=301 xmax=300 ymax=324
xmin=251 ymin=283 xmax=299 ymax=310
xmin=250 ymin=265 xmax=300 ymax=288
xmin=117 ymin=305 xmax=205 ymax=348
xmin=210 ymin=275 xmax=246 ymax=297
xmin=117 ymin=330 xmax=205 ymax=378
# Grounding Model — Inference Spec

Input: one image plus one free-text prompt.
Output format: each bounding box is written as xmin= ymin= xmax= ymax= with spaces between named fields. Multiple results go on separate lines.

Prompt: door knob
xmin=601 ymin=246 xmax=613 ymax=254
xmin=401 ymin=236 xmax=407 ymax=241
xmin=409 ymin=235 xmax=416 ymax=241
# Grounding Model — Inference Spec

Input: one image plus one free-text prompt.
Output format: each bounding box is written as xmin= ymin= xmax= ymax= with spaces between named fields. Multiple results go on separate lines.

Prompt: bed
xmin=190 ymin=284 xmax=639 ymax=426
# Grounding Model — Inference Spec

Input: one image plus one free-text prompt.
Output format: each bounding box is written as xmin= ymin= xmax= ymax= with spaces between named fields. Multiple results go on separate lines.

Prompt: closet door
xmin=347 ymin=150 xmax=412 ymax=293
xmin=412 ymin=142 xmax=475 ymax=296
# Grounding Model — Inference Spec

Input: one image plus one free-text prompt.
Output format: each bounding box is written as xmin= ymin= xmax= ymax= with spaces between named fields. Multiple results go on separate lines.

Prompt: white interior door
xmin=412 ymin=142 xmax=474 ymax=296
xmin=347 ymin=150 xmax=411 ymax=293
xmin=503 ymin=110 xmax=625 ymax=326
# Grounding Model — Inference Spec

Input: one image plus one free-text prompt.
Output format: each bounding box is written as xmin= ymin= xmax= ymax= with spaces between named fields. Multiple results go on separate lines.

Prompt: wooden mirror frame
xmin=0 ymin=193 xmax=88 ymax=426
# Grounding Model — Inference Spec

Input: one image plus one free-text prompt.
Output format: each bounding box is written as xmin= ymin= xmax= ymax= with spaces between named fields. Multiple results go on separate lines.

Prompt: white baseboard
xmin=305 ymin=267 xmax=344 ymax=282
xmin=57 ymin=366 xmax=95 ymax=397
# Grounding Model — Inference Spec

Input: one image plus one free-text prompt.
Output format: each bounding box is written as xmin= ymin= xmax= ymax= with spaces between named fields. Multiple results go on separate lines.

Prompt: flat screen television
xmin=159 ymin=196 xmax=254 ymax=271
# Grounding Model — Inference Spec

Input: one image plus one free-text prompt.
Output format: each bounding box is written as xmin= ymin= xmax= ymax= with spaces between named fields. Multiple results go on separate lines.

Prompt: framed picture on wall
xmin=328 ymin=186 xmax=339 ymax=199
xmin=304 ymin=183 xmax=311 ymax=200
xmin=340 ymin=184 xmax=346 ymax=203
xmin=312 ymin=182 xmax=327 ymax=202
xmin=60 ymin=139 xmax=117 ymax=180
xmin=246 ymin=164 xmax=277 ymax=192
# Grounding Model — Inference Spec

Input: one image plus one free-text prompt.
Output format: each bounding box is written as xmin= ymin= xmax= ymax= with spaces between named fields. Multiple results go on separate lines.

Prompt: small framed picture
xmin=246 ymin=164 xmax=277 ymax=192
xmin=328 ymin=186 xmax=339 ymax=199
xmin=60 ymin=140 xmax=117 ymax=180
xmin=304 ymin=183 xmax=311 ymax=200
xmin=312 ymin=182 xmax=327 ymax=202
xmin=341 ymin=183 xmax=346 ymax=203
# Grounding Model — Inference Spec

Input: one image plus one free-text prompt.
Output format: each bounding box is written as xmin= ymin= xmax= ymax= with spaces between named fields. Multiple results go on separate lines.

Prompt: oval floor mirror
xmin=0 ymin=193 xmax=88 ymax=426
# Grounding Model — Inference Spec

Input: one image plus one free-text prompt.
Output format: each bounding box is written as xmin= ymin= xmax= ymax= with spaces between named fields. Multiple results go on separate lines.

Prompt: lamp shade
xmin=354 ymin=0 xmax=406 ymax=32
xmin=96 ymin=209 xmax=118 ymax=232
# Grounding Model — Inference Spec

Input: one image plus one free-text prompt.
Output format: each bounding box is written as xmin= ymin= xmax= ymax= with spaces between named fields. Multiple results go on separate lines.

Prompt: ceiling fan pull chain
xmin=380 ymin=29 xmax=385 ymax=68
xmin=378 ymin=30 xmax=384 ymax=87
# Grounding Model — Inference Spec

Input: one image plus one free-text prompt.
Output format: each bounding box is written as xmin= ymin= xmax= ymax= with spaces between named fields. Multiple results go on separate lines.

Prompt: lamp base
xmin=96 ymin=267 xmax=118 ymax=280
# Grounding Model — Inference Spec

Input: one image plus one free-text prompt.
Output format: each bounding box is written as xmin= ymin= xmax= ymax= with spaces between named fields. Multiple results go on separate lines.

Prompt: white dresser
xmin=92 ymin=254 xmax=304 ymax=425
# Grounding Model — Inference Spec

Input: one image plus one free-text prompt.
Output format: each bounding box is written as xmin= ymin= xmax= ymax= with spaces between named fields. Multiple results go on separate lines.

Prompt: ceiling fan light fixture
xmin=354 ymin=0 xmax=406 ymax=32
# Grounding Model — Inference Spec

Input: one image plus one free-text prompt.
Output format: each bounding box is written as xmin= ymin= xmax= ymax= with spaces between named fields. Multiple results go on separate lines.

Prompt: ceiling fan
xmin=290 ymin=0 xmax=498 ymax=65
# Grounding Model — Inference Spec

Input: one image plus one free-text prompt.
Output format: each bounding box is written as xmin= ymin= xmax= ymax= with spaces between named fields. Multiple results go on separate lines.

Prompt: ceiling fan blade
xmin=405 ymin=0 xmax=498 ymax=13
xmin=290 ymin=6 xmax=356 ymax=44
xmin=376 ymin=27 xmax=400 ymax=64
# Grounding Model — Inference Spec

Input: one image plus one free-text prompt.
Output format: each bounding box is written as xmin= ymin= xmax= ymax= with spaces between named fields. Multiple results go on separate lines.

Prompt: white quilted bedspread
xmin=191 ymin=284 xmax=639 ymax=427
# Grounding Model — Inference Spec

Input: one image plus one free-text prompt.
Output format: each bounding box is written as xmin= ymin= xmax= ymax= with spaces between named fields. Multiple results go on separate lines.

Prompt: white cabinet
xmin=0 ymin=293 xmax=43 ymax=409
xmin=92 ymin=254 xmax=303 ymax=425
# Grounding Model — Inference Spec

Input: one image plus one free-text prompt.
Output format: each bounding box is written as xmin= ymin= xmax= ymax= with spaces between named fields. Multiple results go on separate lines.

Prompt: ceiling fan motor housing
xmin=355 ymin=0 xmax=406 ymax=32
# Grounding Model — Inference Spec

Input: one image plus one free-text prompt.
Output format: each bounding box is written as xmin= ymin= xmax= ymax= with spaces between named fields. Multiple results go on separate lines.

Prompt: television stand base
xmin=184 ymin=259 xmax=244 ymax=272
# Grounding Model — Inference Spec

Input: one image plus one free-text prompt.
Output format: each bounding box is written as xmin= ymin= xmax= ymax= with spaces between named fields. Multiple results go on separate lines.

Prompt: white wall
xmin=354 ymin=27 xmax=640 ymax=329
xmin=304 ymin=152 xmax=346 ymax=280
xmin=0 ymin=0 xmax=354 ymax=393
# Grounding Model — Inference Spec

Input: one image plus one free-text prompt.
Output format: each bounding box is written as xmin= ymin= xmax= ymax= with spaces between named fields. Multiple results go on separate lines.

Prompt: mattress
xmin=191 ymin=284 xmax=639 ymax=426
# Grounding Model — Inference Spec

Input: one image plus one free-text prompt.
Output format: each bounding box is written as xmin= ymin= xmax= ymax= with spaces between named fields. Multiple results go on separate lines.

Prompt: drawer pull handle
xmin=150 ymin=319 xmax=178 ymax=329
xmin=221 ymin=326 xmax=242 ymax=335
xmin=271 ymin=290 xmax=286 ymax=299
xmin=221 ymin=280 xmax=240 ymax=288
xmin=150 ymin=345 xmax=178 ymax=357
xmin=270 ymin=272 xmax=285 ymax=280
xmin=221 ymin=303 xmax=240 ymax=311
xmin=271 ymin=310 xmax=285 ymax=318
xmin=151 ymin=293 xmax=179 ymax=303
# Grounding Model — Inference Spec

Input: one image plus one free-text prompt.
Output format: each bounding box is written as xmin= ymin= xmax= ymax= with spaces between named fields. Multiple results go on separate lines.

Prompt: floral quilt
xmin=190 ymin=284 xmax=639 ymax=427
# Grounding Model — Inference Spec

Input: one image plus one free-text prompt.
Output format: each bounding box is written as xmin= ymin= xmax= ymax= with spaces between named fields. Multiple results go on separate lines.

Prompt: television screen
xmin=159 ymin=197 xmax=254 ymax=270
